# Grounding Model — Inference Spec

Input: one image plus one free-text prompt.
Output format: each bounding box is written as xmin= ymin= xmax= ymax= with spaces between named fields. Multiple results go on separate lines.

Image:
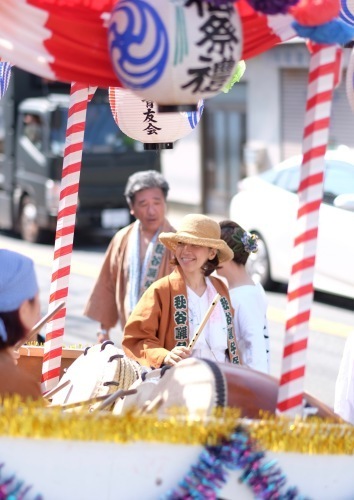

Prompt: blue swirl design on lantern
xmin=186 ymin=100 xmax=204 ymax=129
xmin=109 ymin=0 xmax=169 ymax=90
xmin=340 ymin=0 xmax=354 ymax=26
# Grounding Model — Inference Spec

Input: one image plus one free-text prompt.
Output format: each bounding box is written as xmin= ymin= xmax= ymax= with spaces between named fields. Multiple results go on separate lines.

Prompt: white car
xmin=230 ymin=151 xmax=354 ymax=300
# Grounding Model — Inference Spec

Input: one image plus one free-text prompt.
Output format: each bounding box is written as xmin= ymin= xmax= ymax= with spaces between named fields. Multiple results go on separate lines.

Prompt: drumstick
xmin=93 ymin=388 xmax=138 ymax=412
xmin=27 ymin=301 xmax=66 ymax=343
xmin=15 ymin=301 xmax=66 ymax=351
xmin=49 ymin=394 xmax=110 ymax=410
xmin=187 ymin=293 xmax=221 ymax=350
xmin=43 ymin=379 xmax=71 ymax=400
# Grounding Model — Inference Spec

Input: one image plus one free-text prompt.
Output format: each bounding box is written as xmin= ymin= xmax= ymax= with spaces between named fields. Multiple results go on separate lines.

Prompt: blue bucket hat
xmin=0 ymin=249 xmax=39 ymax=312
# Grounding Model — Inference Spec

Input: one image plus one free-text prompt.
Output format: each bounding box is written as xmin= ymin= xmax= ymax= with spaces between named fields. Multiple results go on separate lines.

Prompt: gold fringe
xmin=246 ymin=413 xmax=354 ymax=455
xmin=0 ymin=398 xmax=353 ymax=454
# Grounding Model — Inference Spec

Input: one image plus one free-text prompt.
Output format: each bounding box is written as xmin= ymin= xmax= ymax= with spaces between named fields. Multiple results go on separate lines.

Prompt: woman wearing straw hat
xmin=123 ymin=214 xmax=240 ymax=368
xmin=0 ymin=249 xmax=42 ymax=400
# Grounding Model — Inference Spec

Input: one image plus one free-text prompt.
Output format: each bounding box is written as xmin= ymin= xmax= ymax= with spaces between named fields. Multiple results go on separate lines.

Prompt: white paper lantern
xmin=340 ymin=0 xmax=354 ymax=27
xmin=109 ymin=87 xmax=203 ymax=149
xmin=108 ymin=0 xmax=242 ymax=112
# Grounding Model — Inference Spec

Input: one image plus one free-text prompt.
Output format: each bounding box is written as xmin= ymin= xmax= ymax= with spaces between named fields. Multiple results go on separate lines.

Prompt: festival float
xmin=0 ymin=0 xmax=354 ymax=498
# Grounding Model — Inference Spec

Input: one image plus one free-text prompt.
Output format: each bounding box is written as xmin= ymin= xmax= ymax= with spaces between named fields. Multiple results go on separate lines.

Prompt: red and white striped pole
xmin=41 ymin=83 xmax=96 ymax=393
xmin=276 ymin=43 xmax=342 ymax=416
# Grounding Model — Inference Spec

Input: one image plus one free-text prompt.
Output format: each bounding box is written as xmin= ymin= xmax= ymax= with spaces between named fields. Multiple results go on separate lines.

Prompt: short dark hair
xmin=0 ymin=297 xmax=36 ymax=348
xmin=124 ymin=170 xmax=169 ymax=206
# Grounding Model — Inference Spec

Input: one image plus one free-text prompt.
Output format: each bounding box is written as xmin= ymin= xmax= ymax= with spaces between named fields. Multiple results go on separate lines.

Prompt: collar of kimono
xmin=169 ymin=267 xmax=240 ymax=364
xmin=140 ymin=234 xmax=166 ymax=294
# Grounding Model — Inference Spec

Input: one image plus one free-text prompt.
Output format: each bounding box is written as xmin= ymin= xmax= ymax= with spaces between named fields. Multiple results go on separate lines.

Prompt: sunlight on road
xmin=1 ymin=238 xmax=100 ymax=278
xmin=268 ymin=306 xmax=352 ymax=338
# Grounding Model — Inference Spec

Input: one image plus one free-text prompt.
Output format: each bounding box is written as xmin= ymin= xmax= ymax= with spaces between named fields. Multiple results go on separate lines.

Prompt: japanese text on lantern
xmin=182 ymin=1 xmax=239 ymax=94
xmin=143 ymin=101 xmax=162 ymax=136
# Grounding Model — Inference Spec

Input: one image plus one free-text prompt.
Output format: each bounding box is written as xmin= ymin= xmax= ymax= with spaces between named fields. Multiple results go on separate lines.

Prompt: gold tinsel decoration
xmin=23 ymin=341 xmax=87 ymax=348
xmin=0 ymin=397 xmax=353 ymax=454
xmin=246 ymin=413 xmax=354 ymax=455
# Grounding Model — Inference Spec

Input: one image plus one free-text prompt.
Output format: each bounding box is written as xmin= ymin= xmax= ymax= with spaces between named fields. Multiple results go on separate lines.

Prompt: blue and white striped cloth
xmin=186 ymin=100 xmax=204 ymax=129
xmin=0 ymin=62 xmax=11 ymax=99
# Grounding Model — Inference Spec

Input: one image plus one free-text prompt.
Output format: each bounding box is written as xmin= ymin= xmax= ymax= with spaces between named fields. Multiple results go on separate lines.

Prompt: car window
xmin=50 ymin=104 xmax=137 ymax=155
xmin=22 ymin=113 xmax=43 ymax=151
xmin=273 ymin=166 xmax=300 ymax=193
xmin=270 ymin=159 xmax=354 ymax=204
xmin=324 ymin=161 xmax=354 ymax=203
xmin=259 ymin=169 xmax=279 ymax=184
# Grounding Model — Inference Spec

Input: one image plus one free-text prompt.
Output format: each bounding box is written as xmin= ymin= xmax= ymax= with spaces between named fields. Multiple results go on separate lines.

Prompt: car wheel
xmin=246 ymin=233 xmax=274 ymax=290
xmin=19 ymin=196 xmax=43 ymax=243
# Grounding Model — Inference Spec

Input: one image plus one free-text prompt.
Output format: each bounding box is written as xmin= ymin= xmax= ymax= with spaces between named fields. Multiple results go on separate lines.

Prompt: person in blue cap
xmin=0 ymin=249 xmax=42 ymax=400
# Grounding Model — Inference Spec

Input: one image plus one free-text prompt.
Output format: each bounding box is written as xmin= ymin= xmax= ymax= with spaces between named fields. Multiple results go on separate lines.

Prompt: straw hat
xmin=159 ymin=214 xmax=233 ymax=264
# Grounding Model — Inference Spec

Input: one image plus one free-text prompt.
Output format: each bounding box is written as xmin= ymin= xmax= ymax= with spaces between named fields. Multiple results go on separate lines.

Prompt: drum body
xmin=116 ymin=358 xmax=275 ymax=418
xmin=114 ymin=357 xmax=337 ymax=420
xmin=221 ymin=363 xmax=278 ymax=417
xmin=50 ymin=341 xmax=142 ymax=409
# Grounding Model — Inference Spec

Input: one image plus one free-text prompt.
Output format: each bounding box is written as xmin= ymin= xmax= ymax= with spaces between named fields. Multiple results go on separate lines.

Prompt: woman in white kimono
xmin=217 ymin=220 xmax=270 ymax=374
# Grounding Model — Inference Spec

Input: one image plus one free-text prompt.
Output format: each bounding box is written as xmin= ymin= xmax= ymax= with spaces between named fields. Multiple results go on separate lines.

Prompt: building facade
xmin=162 ymin=41 xmax=354 ymax=217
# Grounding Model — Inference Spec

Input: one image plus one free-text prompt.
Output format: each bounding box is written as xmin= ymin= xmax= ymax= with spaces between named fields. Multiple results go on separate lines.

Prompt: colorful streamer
xmin=164 ymin=426 xmax=300 ymax=500
xmin=0 ymin=463 xmax=42 ymax=500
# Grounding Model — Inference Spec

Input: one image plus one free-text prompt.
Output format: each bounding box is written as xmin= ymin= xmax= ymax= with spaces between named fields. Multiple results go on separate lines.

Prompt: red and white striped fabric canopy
xmin=0 ymin=0 xmax=296 ymax=87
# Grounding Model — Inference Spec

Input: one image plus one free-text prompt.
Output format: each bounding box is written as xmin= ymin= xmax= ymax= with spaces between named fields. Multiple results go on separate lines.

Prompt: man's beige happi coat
xmin=84 ymin=219 xmax=175 ymax=329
